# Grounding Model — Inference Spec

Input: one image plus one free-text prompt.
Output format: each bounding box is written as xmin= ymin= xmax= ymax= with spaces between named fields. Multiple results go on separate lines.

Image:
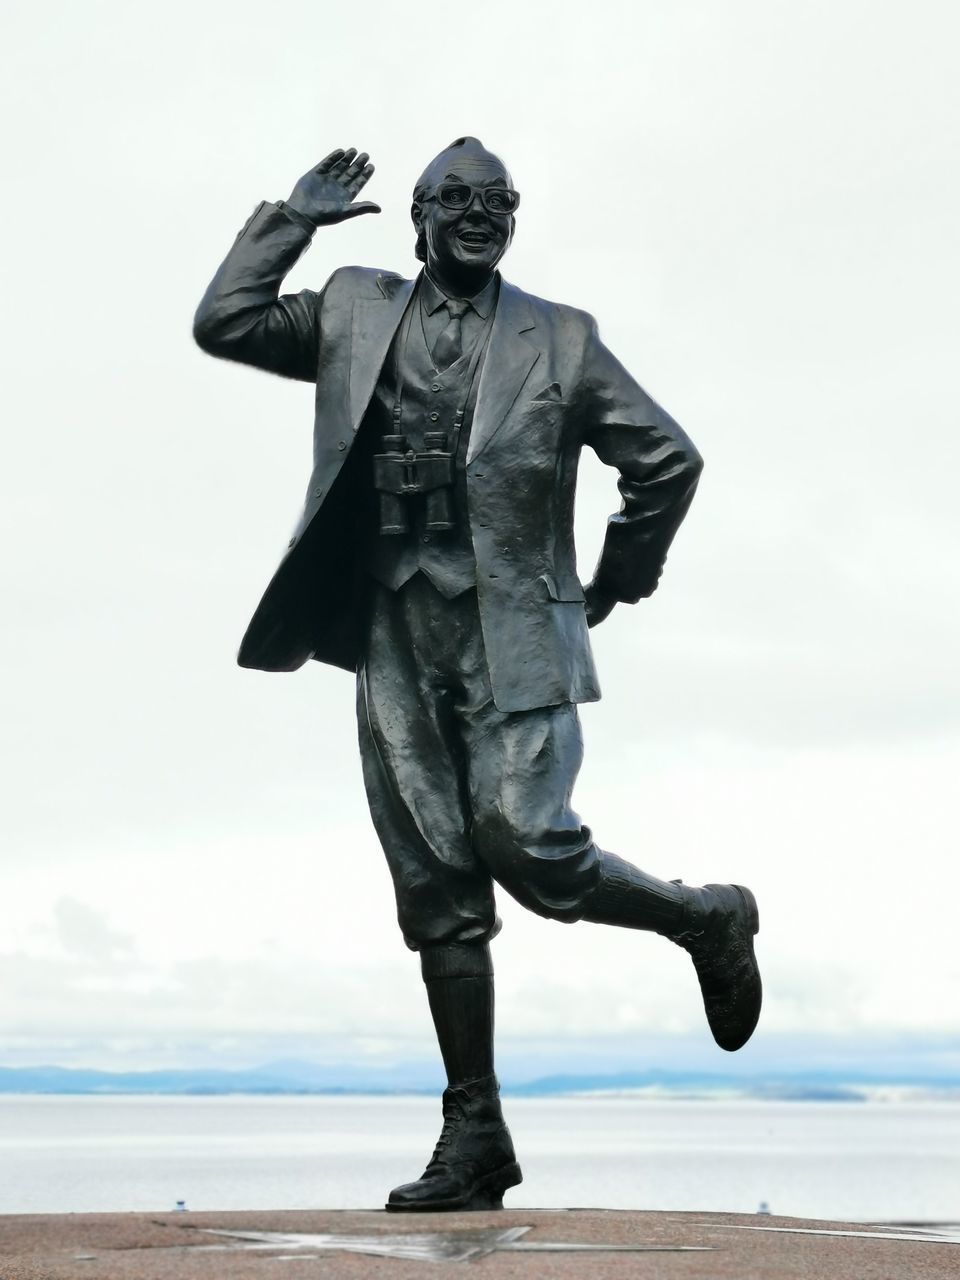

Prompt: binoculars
xmin=373 ymin=432 xmax=455 ymax=536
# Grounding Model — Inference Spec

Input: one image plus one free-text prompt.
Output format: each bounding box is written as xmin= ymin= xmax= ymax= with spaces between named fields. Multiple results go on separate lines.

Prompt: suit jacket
xmin=194 ymin=201 xmax=703 ymax=714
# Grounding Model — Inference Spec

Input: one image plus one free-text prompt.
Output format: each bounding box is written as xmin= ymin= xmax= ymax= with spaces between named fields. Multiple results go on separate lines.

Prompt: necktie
xmin=432 ymin=298 xmax=470 ymax=371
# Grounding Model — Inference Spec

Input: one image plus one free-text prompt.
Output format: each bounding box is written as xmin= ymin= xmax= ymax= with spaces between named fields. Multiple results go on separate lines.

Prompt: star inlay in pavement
xmin=191 ymin=1225 xmax=715 ymax=1263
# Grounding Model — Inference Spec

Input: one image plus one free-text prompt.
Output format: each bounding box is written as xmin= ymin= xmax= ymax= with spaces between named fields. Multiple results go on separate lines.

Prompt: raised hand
xmin=286 ymin=148 xmax=380 ymax=227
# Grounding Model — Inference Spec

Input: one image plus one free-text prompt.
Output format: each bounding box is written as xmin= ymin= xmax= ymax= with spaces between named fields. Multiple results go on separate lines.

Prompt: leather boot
xmin=583 ymin=853 xmax=762 ymax=1052
xmin=386 ymin=1075 xmax=522 ymax=1212
xmin=668 ymin=882 xmax=762 ymax=1052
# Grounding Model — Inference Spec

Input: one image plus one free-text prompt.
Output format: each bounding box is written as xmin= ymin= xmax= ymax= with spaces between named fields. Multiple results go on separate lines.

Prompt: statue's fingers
xmin=340 ymin=200 xmax=381 ymax=220
xmin=344 ymin=151 xmax=370 ymax=178
xmin=330 ymin=147 xmax=357 ymax=176
xmin=347 ymin=163 xmax=375 ymax=196
xmin=315 ymin=149 xmax=345 ymax=174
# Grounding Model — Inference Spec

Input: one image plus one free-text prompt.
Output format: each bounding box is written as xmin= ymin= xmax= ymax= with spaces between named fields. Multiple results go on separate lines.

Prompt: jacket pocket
xmin=539 ymin=572 xmax=586 ymax=603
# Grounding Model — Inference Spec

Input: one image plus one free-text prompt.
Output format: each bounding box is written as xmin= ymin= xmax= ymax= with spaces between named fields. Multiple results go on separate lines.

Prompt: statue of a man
xmin=194 ymin=138 xmax=762 ymax=1212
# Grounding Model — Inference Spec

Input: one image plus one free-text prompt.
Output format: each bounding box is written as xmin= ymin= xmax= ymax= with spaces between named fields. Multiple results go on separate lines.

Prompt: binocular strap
xmin=389 ymin=281 xmax=497 ymax=461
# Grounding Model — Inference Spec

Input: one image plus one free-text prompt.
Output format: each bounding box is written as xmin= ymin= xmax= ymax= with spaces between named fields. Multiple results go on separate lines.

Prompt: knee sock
xmin=581 ymin=851 xmax=705 ymax=935
xmin=420 ymin=943 xmax=495 ymax=1088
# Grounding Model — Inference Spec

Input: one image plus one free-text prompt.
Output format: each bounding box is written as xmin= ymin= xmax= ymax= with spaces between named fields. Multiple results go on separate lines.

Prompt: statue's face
xmin=415 ymin=154 xmax=515 ymax=282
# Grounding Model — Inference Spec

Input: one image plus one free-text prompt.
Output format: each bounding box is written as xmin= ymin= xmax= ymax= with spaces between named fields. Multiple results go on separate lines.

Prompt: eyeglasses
xmin=423 ymin=182 xmax=521 ymax=215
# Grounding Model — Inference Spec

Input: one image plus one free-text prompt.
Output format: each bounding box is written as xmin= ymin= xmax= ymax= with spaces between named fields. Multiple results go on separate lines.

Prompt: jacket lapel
xmin=467 ymin=281 xmax=540 ymax=463
xmin=349 ymin=276 xmax=416 ymax=429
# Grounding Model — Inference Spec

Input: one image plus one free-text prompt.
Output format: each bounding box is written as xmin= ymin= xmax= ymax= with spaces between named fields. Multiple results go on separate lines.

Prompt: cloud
xmin=54 ymin=898 xmax=136 ymax=963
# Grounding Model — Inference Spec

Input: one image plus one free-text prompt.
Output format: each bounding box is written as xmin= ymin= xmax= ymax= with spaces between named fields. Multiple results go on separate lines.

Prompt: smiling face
xmin=412 ymin=146 xmax=515 ymax=293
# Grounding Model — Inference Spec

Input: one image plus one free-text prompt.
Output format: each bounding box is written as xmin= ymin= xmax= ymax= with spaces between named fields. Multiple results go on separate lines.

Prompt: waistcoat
xmin=361 ymin=290 xmax=487 ymax=597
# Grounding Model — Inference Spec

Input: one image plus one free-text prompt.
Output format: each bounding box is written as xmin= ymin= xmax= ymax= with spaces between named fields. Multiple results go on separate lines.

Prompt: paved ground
xmin=2 ymin=1209 xmax=959 ymax=1280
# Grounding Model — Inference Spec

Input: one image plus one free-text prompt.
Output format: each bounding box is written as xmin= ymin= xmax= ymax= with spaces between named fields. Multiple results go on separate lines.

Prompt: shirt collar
xmin=421 ymin=270 xmax=498 ymax=320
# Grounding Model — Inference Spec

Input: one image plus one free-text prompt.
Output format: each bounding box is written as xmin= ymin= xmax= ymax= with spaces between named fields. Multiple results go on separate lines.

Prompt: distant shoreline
xmin=3 ymin=1061 xmax=959 ymax=1102
xmin=4 ymin=1085 xmax=960 ymax=1103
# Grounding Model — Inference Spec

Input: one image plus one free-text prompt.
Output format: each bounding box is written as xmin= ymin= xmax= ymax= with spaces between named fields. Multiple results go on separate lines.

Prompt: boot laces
xmin=427 ymin=1095 xmax=463 ymax=1167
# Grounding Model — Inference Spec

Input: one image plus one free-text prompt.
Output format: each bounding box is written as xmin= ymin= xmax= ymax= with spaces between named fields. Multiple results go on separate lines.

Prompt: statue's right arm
xmin=192 ymin=202 xmax=325 ymax=381
xmin=193 ymin=149 xmax=379 ymax=383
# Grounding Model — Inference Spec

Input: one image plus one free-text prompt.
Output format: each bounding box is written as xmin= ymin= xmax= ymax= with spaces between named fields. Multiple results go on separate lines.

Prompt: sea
xmin=1 ymin=1095 xmax=958 ymax=1223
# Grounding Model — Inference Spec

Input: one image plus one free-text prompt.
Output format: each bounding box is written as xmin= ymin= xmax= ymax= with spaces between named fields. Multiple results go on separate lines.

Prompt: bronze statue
xmin=194 ymin=138 xmax=762 ymax=1212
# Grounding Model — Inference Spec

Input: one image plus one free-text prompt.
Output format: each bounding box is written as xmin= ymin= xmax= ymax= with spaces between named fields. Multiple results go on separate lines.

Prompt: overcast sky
xmin=1 ymin=0 xmax=958 ymax=1075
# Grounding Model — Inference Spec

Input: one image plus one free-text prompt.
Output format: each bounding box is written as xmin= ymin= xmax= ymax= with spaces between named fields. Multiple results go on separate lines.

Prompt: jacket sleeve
xmin=579 ymin=318 xmax=703 ymax=602
xmin=193 ymin=201 xmax=325 ymax=382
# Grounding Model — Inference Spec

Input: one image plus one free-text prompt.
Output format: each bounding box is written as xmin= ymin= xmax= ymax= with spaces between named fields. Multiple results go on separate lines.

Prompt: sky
xmin=1 ymin=0 xmax=958 ymax=1077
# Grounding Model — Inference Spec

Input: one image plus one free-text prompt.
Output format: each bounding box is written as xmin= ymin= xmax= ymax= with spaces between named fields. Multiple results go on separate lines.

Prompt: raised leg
xmin=581 ymin=853 xmax=762 ymax=1052
xmin=462 ymin=695 xmax=762 ymax=1054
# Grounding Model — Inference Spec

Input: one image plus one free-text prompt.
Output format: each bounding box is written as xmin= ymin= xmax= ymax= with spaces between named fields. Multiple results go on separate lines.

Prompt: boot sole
xmin=385 ymin=1160 xmax=523 ymax=1213
xmin=735 ymin=884 xmax=760 ymax=935
xmin=722 ymin=884 xmax=761 ymax=1051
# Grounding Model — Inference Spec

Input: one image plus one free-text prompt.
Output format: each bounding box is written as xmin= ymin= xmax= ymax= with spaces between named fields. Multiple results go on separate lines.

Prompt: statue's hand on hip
xmin=286 ymin=147 xmax=381 ymax=226
xmin=584 ymin=581 xmax=617 ymax=629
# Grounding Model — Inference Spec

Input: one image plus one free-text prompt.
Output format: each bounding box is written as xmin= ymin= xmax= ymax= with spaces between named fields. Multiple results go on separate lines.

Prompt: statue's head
xmin=411 ymin=137 xmax=518 ymax=286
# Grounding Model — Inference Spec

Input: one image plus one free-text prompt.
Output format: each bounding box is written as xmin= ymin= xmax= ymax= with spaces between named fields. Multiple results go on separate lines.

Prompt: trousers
xmin=356 ymin=574 xmax=602 ymax=950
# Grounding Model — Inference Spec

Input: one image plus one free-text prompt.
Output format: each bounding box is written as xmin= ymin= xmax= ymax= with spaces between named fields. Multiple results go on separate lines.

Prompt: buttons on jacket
xmin=313 ymin=486 xmax=323 ymax=497
xmin=431 ymin=382 xmax=441 ymax=392
xmin=337 ymin=440 xmax=347 ymax=450
xmin=429 ymin=412 xmax=439 ymax=422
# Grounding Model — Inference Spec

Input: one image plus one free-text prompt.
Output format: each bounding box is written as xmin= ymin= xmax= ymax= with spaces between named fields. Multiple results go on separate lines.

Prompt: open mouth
xmin=457 ymin=230 xmax=492 ymax=248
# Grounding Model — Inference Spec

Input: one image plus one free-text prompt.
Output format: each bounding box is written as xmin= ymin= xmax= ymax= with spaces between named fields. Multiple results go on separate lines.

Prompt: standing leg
xmin=357 ymin=579 xmax=520 ymax=1211
xmin=386 ymin=939 xmax=520 ymax=1213
xmin=357 ymin=582 xmax=499 ymax=952
xmin=421 ymin=942 xmax=494 ymax=1088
